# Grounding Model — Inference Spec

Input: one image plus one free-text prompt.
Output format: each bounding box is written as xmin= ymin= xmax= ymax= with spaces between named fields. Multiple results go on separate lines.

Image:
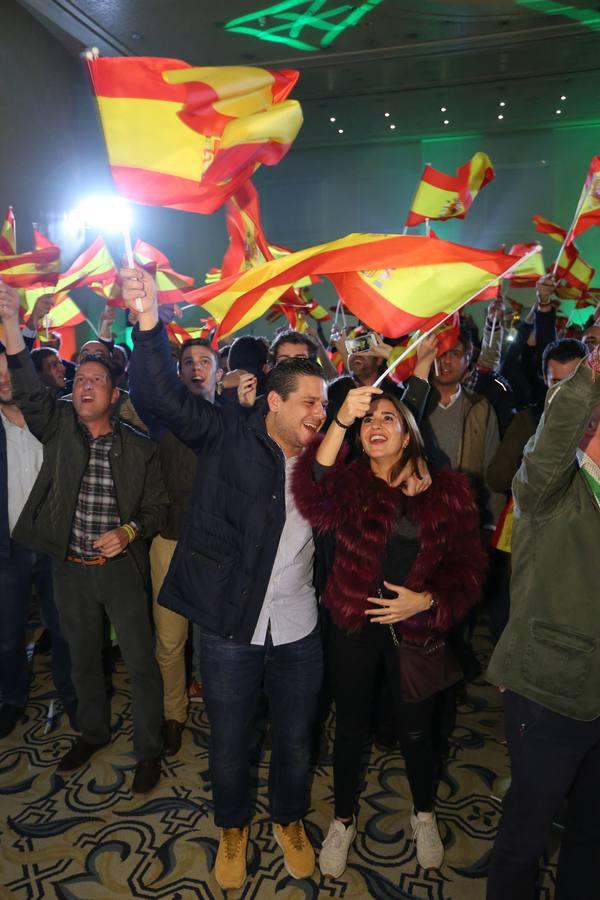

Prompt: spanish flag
xmin=33 ymin=226 xmax=59 ymax=252
xmin=187 ymin=233 xmax=521 ymax=338
xmin=386 ymin=315 xmax=460 ymax=384
xmin=505 ymin=243 xmax=546 ymax=287
xmin=0 ymin=247 xmax=60 ymax=288
xmin=133 ymin=239 xmax=194 ymax=304
xmin=405 ymin=152 xmax=495 ymax=227
xmin=0 ymin=207 xmax=16 ymax=256
xmin=55 ymin=236 xmax=117 ymax=295
xmin=570 ymin=155 xmax=600 ymax=242
xmin=45 ymin=291 xmax=86 ymax=328
xmin=553 ymin=244 xmax=595 ymax=293
xmin=86 ymin=56 xmax=303 ymax=214
xmin=532 ymin=214 xmax=567 ymax=243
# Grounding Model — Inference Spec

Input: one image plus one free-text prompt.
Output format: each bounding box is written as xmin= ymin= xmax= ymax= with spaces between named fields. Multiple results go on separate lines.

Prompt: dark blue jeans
xmin=200 ymin=627 xmax=323 ymax=828
xmin=487 ymin=691 xmax=600 ymax=900
xmin=0 ymin=541 xmax=74 ymax=708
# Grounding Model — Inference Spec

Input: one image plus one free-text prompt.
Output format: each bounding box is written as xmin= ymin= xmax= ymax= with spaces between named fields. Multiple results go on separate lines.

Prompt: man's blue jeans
xmin=0 ymin=541 xmax=74 ymax=708
xmin=199 ymin=626 xmax=323 ymax=828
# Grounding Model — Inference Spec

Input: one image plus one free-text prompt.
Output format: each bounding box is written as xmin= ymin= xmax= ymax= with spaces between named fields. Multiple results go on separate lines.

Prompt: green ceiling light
xmin=516 ymin=0 xmax=600 ymax=31
xmin=224 ymin=0 xmax=386 ymax=52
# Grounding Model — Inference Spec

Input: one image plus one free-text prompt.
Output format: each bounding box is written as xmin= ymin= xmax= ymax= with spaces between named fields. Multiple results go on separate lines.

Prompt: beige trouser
xmin=150 ymin=535 xmax=188 ymax=724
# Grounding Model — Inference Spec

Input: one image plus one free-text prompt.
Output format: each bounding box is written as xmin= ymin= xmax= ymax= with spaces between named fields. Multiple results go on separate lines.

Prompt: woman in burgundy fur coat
xmin=292 ymin=385 xmax=487 ymax=876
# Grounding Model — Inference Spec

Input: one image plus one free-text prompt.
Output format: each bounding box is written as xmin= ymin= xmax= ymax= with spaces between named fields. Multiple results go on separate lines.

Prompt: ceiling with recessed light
xmin=17 ymin=0 xmax=600 ymax=146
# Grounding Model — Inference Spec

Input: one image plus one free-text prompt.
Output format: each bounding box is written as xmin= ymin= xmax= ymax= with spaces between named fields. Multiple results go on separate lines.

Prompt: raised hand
xmin=336 ymin=385 xmax=383 ymax=426
xmin=0 ymin=281 xmax=21 ymax=322
xmin=120 ymin=267 xmax=158 ymax=329
xmin=237 ymin=372 xmax=257 ymax=408
xmin=414 ymin=333 xmax=439 ymax=379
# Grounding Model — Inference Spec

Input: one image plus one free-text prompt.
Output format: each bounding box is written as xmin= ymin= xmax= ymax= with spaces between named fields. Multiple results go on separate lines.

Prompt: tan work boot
xmin=273 ymin=820 xmax=315 ymax=879
xmin=214 ymin=826 xmax=249 ymax=890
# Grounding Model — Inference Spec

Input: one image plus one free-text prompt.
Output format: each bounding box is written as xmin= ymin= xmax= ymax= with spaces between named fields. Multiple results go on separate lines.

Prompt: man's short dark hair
xmin=455 ymin=326 xmax=474 ymax=359
xmin=178 ymin=338 xmax=220 ymax=368
xmin=264 ymin=357 xmax=324 ymax=400
xmin=30 ymin=347 xmax=60 ymax=373
xmin=268 ymin=330 xmax=317 ymax=366
xmin=75 ymin=354 xmax=117 ymax=388
xmin=542 ymin=338 xmax=587 ymax=377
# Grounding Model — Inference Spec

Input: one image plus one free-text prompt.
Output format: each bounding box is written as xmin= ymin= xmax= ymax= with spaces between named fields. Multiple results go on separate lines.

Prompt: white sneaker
xmin=319 ymin=817 xmax=357 ymax=878
xmin=410 ymin=810 xmax=444 ymax=869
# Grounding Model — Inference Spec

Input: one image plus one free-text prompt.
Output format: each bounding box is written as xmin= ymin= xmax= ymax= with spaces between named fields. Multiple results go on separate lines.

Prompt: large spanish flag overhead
xmin=405 ymin=152 xmax=495 ymax=227
xmin=570 ymin=155 xmax=600 ymax=241
xmin=86 ymin=56 xmax=303 ymax=214
xmin=187 ymin=233 xmax=521 ymax=338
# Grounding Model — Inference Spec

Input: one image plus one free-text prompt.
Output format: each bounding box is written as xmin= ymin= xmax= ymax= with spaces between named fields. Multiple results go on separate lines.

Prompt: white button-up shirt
xmin=251 ymin=455 xmax=318 ymax=647
xmin=1 ymin=410 xmax=44 ymax=533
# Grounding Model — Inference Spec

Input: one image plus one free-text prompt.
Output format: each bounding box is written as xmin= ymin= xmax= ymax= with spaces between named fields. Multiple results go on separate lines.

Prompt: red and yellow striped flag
xmin=386 ymin=314 xmax=460 ymax=384
xmin=86 ymin=56 xmax=303 ymax=214
xmin=405 ymin=152 xmax=495 ymax=227
xmin=45 ymin=291 xmax=85 ymax=328
xmin=0 ymin=247 xmax=60 ymax=288
xmin=532 ymin=214 xmax=567 ymax=243
xmin=33 ymin=226 xmax=59 ymax=252
xmin=570 ymin=155 xmax=600 ymax=241
xmin=553 ymin=244 xmax=595 ymax=293
xmin=55 ymin=236 xmax=117 ymax=295
xmin=133 ymin=239 xmax=194 ymax=304
xmin=505 ymin=243 xmax=546 ymax=287
xmin=186 ymin=233 xmax=521 ymax=338
xmin=0 ymin=207 xmax=16 ymax=256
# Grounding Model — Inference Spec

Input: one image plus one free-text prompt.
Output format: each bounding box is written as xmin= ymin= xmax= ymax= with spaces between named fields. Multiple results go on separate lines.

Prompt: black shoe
xmin=163 ymin=719 xmax=184 ymax=756
xmin=132 ymin=757 xmax=161 ymax=794
xmin=0 ymin=704 xmax=25 ymax=738
xmin=57 ymin=737 xmax=109 ymax=772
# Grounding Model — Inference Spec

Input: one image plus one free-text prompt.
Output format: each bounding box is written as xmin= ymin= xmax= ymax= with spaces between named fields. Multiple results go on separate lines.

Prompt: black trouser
xmin=329 ymin=620 xmax=436 ymax=819
xmin=53 ymin=555 xmax=163 ymax=761
xmin=487 ymin=691 xmax=600 ymax=900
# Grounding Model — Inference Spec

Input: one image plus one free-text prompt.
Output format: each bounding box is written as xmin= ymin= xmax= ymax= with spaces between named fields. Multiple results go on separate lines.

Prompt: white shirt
xmin=251 ymin=455 xmax=318 ymax=647
xmin=1 ymin=410 xmax=44 ymax=533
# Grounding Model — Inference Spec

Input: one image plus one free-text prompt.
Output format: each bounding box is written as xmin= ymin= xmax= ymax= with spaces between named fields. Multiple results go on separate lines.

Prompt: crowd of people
xmin=0 ymin=269 xmax=599 ymax=898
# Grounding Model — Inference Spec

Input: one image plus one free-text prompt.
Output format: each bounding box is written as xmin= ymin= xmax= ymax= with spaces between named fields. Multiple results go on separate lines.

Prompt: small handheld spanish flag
xmin=569 ymin=156 xmax=600 ymax=242
xmin=405 ymin=152 xmax=495 ymax=227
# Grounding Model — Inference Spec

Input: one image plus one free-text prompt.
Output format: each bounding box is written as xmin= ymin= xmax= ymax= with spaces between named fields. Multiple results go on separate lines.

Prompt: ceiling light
xmin=443 ymin=119 xmax=450 ymax=125
xmin=384 ymin=112 xmax=390 ymax=117
xmin=560 ymin=94 xmax=567 ymax=100
xmin=330 ymin=116 xmax=336 ymax=123
xmin=556 ymin=109 xmax=562 ymax=115
xmin=338 ymin=128 xmax=344 ymax=134
xmin=498 ymin=114 xmax=504 ymax=120
xmin=499 ymin=101 xmax=506 ymax=107
xmin=390 ymin=124 xmax=396 ymax=130
xmin=440 ymin=106 xmax=447 ymax=112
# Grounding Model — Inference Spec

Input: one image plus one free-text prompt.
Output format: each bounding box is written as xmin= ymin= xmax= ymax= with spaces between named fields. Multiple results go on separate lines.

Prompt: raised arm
xmin=0 ymin=282 xmax=60 ymax=442
xmin=122 ymin=267 xmax=224 ymax=451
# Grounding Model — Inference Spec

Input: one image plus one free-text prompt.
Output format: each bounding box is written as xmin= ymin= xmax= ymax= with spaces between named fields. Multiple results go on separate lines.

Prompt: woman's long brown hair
xmin=357 ymin=392 xmax=427 ymax=486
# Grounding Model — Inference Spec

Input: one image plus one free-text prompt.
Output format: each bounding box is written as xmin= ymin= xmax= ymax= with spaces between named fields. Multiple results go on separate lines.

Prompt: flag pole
xmin=551 ymin=180 xmax=588 ymax=277
xmin=374 ymin=244 xmax=542 ymax=387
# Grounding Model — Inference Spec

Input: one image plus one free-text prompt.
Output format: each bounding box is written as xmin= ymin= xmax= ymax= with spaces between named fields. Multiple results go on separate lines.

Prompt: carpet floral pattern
xmin=0 ymin=633 xmax=558 ymax=899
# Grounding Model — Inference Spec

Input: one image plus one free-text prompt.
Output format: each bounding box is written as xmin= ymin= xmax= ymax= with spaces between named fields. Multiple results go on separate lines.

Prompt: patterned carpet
xmin=0 ymin=629 xmax=558 ymax=900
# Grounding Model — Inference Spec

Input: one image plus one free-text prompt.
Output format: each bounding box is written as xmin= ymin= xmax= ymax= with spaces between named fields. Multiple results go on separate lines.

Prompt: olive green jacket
xmin=7 ymin=348 xmax=168 ymax=581
xmin=487 ymin=359 xmax=600 ymax=720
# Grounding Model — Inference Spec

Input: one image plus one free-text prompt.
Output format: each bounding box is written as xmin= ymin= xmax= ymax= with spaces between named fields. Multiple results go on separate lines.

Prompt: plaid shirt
xmin=69 ymin=428 xmax=120 ymax=559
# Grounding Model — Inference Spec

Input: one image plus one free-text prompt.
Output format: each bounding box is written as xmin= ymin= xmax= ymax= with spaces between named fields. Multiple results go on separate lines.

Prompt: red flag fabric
xmin=0 ymin=208 xmax=16 ymax=256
